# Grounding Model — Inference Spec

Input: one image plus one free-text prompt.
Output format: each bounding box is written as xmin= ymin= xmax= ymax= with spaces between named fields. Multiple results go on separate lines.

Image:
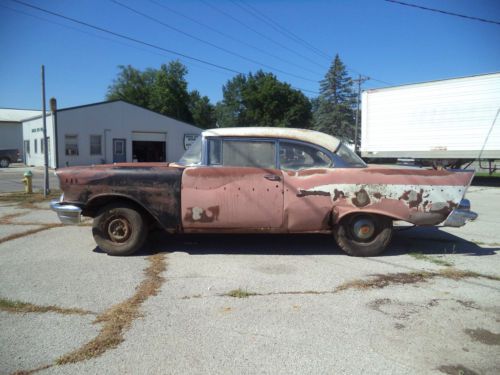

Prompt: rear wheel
xmin=334 ymin=214 xmax=393 ymax=257
xmin=92 ymin=203 xmax=147 ymax=256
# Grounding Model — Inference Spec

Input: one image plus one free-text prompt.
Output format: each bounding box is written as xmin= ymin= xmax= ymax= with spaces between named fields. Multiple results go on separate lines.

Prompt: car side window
xmin=208 ymin=138 xmax=276 ymax=168
xmin=279 ymin=141 xmax=333 ymax=170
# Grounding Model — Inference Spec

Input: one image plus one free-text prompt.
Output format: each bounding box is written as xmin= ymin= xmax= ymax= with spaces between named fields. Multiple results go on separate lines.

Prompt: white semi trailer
xmin=361 ymin=72 xmax=500 ymax=169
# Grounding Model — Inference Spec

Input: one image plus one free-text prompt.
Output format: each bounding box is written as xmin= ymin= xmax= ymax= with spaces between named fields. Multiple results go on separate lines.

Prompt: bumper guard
xmin=443 ymin=199 xmax=478 ymax=227
xmin=50 ymin=199 xmax=82 ymax=225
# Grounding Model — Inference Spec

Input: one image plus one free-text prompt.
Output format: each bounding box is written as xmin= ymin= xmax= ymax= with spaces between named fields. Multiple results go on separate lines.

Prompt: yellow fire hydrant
xmin=22 ymin=170 xmax=33 ymax=194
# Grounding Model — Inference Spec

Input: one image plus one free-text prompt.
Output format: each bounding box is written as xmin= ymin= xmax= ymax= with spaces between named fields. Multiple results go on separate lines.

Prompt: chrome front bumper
xmin=443 ymin=199 xmax=478 ymax=227
xmin=50 ymin=199 xmax=82 ymax=225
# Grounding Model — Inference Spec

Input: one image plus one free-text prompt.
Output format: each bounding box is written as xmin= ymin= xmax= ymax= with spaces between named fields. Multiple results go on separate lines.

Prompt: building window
xmin=90 ymin=135 xmax=102 ymax=155
xmin=34 ymin=139 xmax=38 ymax=154
xmin=65 ymin=135 xmax=79 ymax=156
xmin=41 ymin=138 xmax=44 ymax=154
xmin=24 ymin=140 xmax=30 ymax=155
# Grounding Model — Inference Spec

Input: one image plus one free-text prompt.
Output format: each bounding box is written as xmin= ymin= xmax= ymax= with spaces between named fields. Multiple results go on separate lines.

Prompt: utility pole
xmin=353 ymin=74 xmax=370 ymax=153
xmin=41 ymin=65 xmax=49 ymax=197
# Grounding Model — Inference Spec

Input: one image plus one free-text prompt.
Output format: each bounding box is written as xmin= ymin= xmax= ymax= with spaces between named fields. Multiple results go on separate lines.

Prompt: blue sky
xmin=1 ymin=0 xmax=499 ymax=110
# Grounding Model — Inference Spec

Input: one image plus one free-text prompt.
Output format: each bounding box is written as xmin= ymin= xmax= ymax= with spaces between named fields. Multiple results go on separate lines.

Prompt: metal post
xmin=50 ymin=98 xmax=58 ymax=169
xmin=41 ymin=65 xmax=49 ymax=196
xmin=353 ymin=75 xmax=370 ymax=153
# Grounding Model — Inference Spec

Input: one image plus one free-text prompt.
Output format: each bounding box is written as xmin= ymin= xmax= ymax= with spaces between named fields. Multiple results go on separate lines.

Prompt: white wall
xmin=55 ymin=101 xmax=202 ymax=167
xmin=22 ymin=115 xmax=56 ymax=168
xmin=0 ymin=122 xmax=23 ymax=154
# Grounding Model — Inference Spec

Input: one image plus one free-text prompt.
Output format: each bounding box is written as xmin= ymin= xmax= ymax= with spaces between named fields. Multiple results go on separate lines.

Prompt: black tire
xmin=0 ymin=158 xmax=10 ymax=168
xmin=92 ymin=203 xmax=147 ymax=256
xmin=334 ymin=214 xmax=393 ymax=257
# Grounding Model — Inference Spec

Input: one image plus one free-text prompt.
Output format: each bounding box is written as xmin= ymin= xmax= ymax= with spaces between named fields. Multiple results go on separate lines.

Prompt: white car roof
xmin=202 ymin=127 xmax=341 ymax=153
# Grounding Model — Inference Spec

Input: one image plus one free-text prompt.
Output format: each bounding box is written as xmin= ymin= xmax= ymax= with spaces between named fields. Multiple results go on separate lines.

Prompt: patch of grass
xmin=0 ymin=298 xmax=94 ymax=315
xmin=0 ymin=212 xmax=25 ymax=225
xmin=336 ymin=268 xmax=499 ymax=292
xmin=224 ymin=288 xmax=258 ymax=298
xmin=0 ymin=224 xmax=64 ymax=245
xmin=0 ymin=190 xmax=61 ymax=204
xmin=56 ymin=253 xmax=167 ymax=365
xmin=409 ymin=252 xmax=454 ymax=267
xmin=11 ymin=364 xmax=53 ymax=375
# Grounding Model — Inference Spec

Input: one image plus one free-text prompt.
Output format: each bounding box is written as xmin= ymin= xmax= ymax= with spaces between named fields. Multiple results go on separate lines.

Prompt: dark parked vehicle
xmin=0 ymin=149 xmax=19 ymax=168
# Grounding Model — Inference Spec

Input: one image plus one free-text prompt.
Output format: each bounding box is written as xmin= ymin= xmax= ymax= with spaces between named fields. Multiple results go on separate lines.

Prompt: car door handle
xmin=264 ymin=174 xmax=281 ymax=181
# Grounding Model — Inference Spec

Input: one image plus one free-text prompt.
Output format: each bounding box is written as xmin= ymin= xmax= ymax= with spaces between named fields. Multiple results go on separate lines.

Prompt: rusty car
xmin=51 ymin=127 xmax=478 ymax=257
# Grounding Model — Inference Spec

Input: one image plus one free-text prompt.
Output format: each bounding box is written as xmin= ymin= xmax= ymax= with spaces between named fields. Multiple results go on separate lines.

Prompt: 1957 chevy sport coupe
xmin=51 ymin=127 xmax=478 ymax=257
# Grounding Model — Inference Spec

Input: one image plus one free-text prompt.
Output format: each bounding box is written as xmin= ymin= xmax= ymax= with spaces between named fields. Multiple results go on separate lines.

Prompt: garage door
xmin=132 ymin=132 xmax=167 ymax=142
xmin=132 ymin=132 xmax=167 ymax=162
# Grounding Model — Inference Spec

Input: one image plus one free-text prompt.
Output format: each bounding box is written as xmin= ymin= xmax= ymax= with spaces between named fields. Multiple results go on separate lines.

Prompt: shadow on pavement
xmin=471 ymin=176 xmax=500 ymax=187
xmin=93 ymin=227 xmax=499 ymax=257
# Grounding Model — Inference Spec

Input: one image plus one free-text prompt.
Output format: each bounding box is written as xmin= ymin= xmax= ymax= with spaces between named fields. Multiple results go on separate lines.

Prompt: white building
xmin=22 ymin=100 xmax=202 ymax=168
xmin=0 ymin=108 xmax=42 ymax=161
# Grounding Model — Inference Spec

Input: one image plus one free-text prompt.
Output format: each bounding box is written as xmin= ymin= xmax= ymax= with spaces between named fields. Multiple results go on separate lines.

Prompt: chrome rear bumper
xmin=443 ymin=199 xmax=478 ymax=227
xmin=50 ymin=199 xmax=82 ymax=225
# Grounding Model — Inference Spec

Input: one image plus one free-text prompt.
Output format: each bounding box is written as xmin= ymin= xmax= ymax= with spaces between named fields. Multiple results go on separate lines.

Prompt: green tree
xmin=106 ymin=65 xmax=155 ymax=109
xmin=107 ymin=61 xmax=216 ymax=127
xmin=150 ymin=61 xmax=193 ymax=123
xmin=216 ymin=70 xmax=312 ymax=128
xmin=313 ymin=54 xmax=356 ymax=142
xmin=189 ymin=90 xmax=216 ymax=129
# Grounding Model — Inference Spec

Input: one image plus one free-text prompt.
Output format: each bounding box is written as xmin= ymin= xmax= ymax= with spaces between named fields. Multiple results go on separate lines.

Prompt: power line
xmin=199 ymin=0 xmax=327 ymax=71
xmin=385 ymin=0 xmax=500 ymax=26
xmin=232 ymin=1 xmax=392 ymax=86
xmin=147 ymin=0 xmax=323 ymax=77
xmin=110 ymin=0 xmax=319 ymax=83
xmin=9 ymin=0 xmax=319 ymax=95
xmin=231 ymin=0 xmax=332 ymax=62
xmin=10 ymin=0 xmax=240 ymax=75
xmin=0 ymin=3 xmax=232 ymax=78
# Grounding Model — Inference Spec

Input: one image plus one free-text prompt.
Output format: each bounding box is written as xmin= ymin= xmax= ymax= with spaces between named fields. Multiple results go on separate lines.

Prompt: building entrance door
xmin=113 ymin=139 xmax=126 ymax=163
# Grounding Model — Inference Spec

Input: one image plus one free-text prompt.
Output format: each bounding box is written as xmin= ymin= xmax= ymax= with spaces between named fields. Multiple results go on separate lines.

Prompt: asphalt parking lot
xmin=0 ymin=186 xmax=499 ymax=375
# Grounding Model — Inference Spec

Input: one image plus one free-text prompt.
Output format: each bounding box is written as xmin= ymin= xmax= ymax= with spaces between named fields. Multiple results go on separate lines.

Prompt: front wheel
xmin=334 ymin=214 xmax=393 ymax=257
xmin=92 ymin=203 xmax=147 ymax=256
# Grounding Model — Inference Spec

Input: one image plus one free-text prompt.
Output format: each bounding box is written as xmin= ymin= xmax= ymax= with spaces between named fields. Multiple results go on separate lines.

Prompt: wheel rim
xmin=0 ymin=159 xmax=8 ymax=167
xmin=107 ymin=216 xmax=131 ymax=243
xmin=349 ymin=216 xmax=376 ymax=242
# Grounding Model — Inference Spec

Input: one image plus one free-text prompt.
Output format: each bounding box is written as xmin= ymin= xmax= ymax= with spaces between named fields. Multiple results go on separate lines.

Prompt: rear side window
xmin=335 ymin=143 xmax=366 ymax=167
xmin=208 ymin=139 xmax=276 ymax=168
xmin=279 ymin=141 xmax=332 ymax=170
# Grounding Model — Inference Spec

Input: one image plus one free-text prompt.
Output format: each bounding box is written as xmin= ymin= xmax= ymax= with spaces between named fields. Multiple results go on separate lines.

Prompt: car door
xmin=279 ymin=140 xmax=335 ymax=232
xmin=181 ymin=138 xmax=284 ymax=231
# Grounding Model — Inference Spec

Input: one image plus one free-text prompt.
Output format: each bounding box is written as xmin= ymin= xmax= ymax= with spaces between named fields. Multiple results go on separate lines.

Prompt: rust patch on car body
xmin=289 ymin=168 xmax=474 ymax=227
xmin=184 ymin=206 xmax=220 ymax=223
xmin=296 ymin=189 xmax=331 ymax=197
xmin=56 ymin=163 xmax=183 ymax=230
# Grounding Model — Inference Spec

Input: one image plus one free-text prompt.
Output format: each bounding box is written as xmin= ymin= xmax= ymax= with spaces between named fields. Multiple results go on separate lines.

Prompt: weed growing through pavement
xmin=409 ymin=252 xmax=454 ymax=267
xmin=224 ymin=288 xmax=258 ymax=298
xmin=56 ymin=253 xmax=167 ymax=365
xmin=0 ymin=298 xmax=94 ymax=316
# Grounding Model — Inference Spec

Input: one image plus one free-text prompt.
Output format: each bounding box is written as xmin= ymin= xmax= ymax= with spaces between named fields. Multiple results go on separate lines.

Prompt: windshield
xmin=178 ymin=137 xmax=202 ymax=165
xmin=335 ymin=143 xmax=367 ymax=167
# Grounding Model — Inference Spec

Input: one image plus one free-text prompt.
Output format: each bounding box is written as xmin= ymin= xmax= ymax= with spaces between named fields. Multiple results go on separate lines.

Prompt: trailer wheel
xmin=92 ymin=203 xmax=147 ymax=256
xmin=334 ymin=214 xmax=393 ymax=257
